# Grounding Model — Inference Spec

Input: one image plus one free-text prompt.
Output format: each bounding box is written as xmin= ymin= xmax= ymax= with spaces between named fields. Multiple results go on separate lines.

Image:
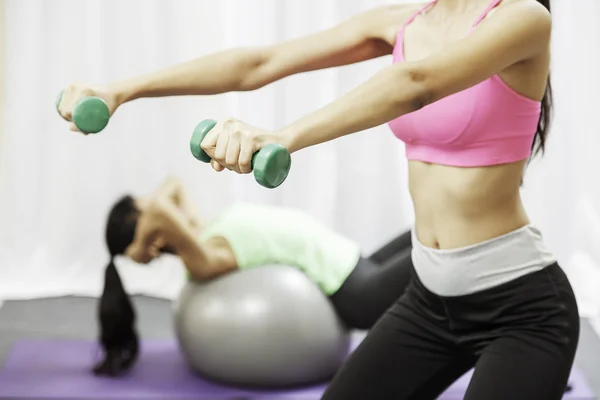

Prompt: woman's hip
xmin=393 ymin=261 xmax=579 ymax=347
xmin=410 ymin=224 xmax=558 ymax=296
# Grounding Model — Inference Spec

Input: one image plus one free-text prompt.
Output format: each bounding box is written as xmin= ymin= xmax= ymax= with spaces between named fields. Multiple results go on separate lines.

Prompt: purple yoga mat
xmin=0 ymin=339 xmax=595 ymax=399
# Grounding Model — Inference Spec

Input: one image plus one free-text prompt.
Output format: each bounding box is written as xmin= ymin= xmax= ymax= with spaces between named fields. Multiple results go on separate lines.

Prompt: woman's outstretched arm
xmin=276 ymin=2 xmax=551 ymax=154
xmin=111 ymin=6 xmax=400 ymax=100
xmin=57 ymin=5 xmax=408 ymax=130
xmin=200 ymin=1 xmax=551 ymax=173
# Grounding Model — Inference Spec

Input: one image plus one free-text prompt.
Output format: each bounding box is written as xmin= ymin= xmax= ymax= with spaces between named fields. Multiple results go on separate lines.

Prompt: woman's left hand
xmin=124 ymin=201 xmax=165 ymax=264
xmin=125 ymin=240 xmax=155 ymax=264
xmin=199 ymin=117 xmax=280 ymax=174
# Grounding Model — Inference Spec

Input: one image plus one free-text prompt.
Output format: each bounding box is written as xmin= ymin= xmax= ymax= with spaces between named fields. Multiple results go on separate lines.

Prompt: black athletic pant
xmin=329 ymin=230 xmax=413 ymax=330
xmin=323 ymin=262 xmax=580 ymax=400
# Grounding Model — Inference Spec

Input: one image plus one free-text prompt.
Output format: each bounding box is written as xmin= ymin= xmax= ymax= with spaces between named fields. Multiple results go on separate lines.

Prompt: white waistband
xmin=411 ymin=225 xmax=557 ymax=296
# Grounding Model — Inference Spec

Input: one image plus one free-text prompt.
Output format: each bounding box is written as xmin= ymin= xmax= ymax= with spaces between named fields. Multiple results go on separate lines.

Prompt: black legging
xmin=329 ymin=230 xmax=414 ymax=330
xmin=323 ymin=261 xmax=579 ymax=400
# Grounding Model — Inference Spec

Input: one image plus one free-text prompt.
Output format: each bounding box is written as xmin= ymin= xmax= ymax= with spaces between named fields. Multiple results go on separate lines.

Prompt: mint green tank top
xmin=199 ymin=203 xmax=361 ymax=295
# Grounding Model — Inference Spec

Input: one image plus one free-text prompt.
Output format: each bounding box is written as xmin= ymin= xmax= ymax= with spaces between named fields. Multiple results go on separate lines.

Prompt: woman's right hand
xmin=56 ymin=83 xmax=121 ymax=133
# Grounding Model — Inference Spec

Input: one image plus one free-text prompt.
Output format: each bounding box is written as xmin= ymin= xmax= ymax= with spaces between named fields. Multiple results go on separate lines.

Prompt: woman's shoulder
xmin=361 ymin=3 xmax=431 ymax=46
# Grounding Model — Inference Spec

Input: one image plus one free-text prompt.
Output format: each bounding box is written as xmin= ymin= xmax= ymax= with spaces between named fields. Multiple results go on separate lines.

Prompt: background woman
xmin=96 ymin=176 xmax=413 ymax=377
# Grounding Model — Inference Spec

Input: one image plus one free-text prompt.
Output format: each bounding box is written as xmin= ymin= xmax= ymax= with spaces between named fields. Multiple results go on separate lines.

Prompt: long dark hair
xmin=92 ymin=195 xmax=141 ymax=377
xmin=531 ymin=0 xmax=552 ymax=157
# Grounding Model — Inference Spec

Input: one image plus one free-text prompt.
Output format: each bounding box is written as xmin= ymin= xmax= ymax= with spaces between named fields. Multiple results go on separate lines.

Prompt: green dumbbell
xmin=55 ymin=91 xmax=110 ymax=134
xmin=190 ymin=119 xmax=292 ymax=189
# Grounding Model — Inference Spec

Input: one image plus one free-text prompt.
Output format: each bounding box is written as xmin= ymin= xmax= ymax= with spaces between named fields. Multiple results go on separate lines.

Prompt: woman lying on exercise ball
xmin=96 ymin=176 xmax=413 ymax=377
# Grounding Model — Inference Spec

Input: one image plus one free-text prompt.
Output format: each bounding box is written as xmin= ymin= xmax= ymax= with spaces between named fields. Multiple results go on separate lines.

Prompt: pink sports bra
xmin=388 ymin=0 xmax=542 ymax=167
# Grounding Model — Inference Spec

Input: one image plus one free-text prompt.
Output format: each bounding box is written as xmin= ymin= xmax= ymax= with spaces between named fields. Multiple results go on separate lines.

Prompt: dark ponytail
xmin=531 ymin=0 xmax=553 ymax=157
xmin=93 ymin=258 xmax=139 ymax=376
xmin=93 ymin=195 xmax=140 ymax=377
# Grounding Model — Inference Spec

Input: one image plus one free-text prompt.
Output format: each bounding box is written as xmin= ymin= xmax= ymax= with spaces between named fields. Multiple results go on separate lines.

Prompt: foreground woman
xmin=60 ymin=1 xmax=577 ymax=398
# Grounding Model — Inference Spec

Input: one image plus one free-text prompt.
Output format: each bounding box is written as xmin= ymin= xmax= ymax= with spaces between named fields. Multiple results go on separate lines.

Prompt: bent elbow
xmin=186 ymin=256 xmax=233 ymax=282
xmin=185 ymin=257 xmax=214 ymax=281
xmin=410 ymin=90 xmax=431 ymax=113
xmin=393 ymin=63 xmax=434 ymax=113
xmin=186 ymin=263 xmax=212 ymax=282
xmin=237 ymin=47 xmax=274 ymax=91
xmin=239 ymin=73 xmax=268 ymax=92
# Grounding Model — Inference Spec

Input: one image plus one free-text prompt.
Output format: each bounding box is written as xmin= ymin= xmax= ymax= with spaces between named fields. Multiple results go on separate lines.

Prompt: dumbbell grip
xmin=189 ymin=119 xmax=260 ymax=168
xmin=55 ymin=90 xmax=110 ymax=134
xmin=189 ymin=119 xmax=292 ymax=189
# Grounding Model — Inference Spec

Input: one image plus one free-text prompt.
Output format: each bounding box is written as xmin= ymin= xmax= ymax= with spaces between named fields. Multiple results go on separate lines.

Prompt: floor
xmin=0 ymin=296 xmax=599 ymax=397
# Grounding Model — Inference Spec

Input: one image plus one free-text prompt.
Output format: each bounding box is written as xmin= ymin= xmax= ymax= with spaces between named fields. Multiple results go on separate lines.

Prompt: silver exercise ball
xmin=173 ymin=265 xmax=351 ymax=388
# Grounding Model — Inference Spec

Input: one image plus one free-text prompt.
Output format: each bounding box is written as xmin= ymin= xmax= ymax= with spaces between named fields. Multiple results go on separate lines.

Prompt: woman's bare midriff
xmin=409 ymin=159 xmax=530 ymax=250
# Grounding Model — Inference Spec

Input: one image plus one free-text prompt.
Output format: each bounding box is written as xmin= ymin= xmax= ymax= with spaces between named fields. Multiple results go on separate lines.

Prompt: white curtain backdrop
xmin=0 ymin=0 xmax=599 ymax=324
